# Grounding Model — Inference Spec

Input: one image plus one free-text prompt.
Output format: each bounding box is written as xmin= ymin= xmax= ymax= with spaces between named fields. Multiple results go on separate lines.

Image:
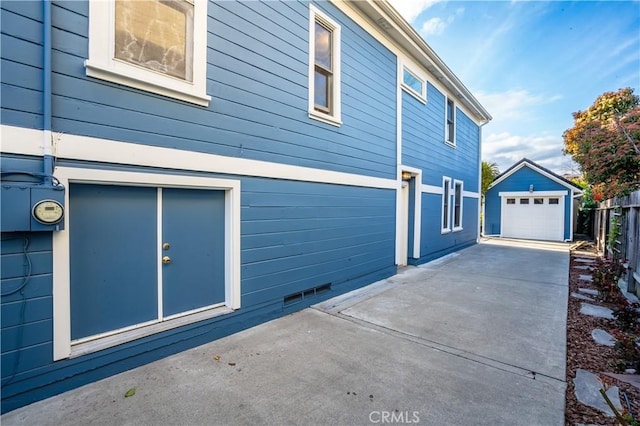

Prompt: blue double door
xmin=69 ymin=184 xmax=225 ymax=341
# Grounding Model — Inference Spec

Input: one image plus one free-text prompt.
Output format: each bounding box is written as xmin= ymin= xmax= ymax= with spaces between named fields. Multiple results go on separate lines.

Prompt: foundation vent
xmin=283 ymin=283 xmax=331 ymax=307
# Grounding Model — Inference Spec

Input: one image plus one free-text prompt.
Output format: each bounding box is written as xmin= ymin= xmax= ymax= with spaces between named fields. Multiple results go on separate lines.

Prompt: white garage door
xmin=501 ymin=196 xmax=564 ymax=241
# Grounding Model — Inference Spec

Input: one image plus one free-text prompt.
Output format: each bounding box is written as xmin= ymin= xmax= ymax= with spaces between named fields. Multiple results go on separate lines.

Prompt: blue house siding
xmin=409 ymin=193 xmax=478 ymax=265
xmin=1 ymin=2 xmax=44 ymax=129
xmin=1 ymin=1 xmax=399 ymax=179
xmin=402 ymin=84 xmax=480 ymax=189
xmin=1 ymin=0 xmax=490 ymax=412
xmin=401 ymin=82 xmax=481 ymax=263
xmin=485 ymin=163 xmax=577 ymax=241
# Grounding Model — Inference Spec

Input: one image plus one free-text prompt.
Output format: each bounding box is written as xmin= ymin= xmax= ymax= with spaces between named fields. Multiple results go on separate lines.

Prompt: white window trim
xmin=401 ymin=65 xmax=426 ymax=104
xmin=445 ymin=96 xmax=456 ymax=147
xmin=52 ymin=168 xmax=240 ymax=360
xmin=85 ymin=0 xmax=211 ymax=106
xmin=441 ymin=176 xmax=452 ymax=233
xmin=308 ymin=5 xmax=342 ymax=126
xmin=452 ymin=179 xmax=463 ymax=232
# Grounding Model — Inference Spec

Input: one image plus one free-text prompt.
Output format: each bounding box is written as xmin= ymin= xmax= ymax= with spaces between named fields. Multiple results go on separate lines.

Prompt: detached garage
xmin=484 ymin=158 xmax=583 ymax=242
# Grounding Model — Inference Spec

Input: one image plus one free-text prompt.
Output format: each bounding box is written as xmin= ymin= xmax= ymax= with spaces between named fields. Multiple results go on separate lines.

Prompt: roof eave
xmin=354 ymin=0 xmax=492 ymax=124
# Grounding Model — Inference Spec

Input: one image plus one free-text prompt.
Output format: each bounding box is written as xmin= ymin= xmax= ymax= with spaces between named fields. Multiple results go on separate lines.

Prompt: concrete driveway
xmin=2 ymin=238 xmax=569 ymax=425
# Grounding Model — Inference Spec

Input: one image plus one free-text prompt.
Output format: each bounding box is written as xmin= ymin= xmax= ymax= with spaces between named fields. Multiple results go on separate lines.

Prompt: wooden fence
xmin=595 ymin=190 xmax=640 ymax=294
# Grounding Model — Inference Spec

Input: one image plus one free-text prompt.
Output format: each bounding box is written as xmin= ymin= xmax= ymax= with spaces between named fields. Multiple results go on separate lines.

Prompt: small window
xmin=453 ymin=181 xmax=463 ymax=230
xmin=115 ymin=1 xmax=193 ymax=81
xmin=506 ymin=198 xmax=516 ymax=205
xmin=86 ymin=0 xmax=210 ymax=106
xmin=402 ymin=67 xmax=426 ymax=102
xmin=534 ymin=198 xmax=544 ymax=205
xmin=549 ymin=198 xmax=560 ymax=205
xmin=442 ymin=177 xmax=451 ymax=232
xmin=309 ymin=6 xmax=341 ymax=126
xmin=445 ymin=97 xmax=455 ymax=146
xmin=520 ymin=198 xmax=530 ymax=205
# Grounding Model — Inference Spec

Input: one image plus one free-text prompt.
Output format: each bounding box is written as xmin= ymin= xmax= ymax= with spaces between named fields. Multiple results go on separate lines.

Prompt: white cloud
xmin=386 ymin=0 xmax=442 ymax=23
xmin=475 ymin=89 xmax=563 ymax=122
xmin=482 ymin=131 xmax=573 ymax=174
xmin=421 ymin=17 xmax=447 ymax=36
xmin=419 ymin=7 xmax=464 ymax=36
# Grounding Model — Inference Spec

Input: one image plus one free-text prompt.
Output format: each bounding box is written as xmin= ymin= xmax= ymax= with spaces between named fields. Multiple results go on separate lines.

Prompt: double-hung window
xmin=442 ymin=177 xmax=452 ymax=233
xmin=445 ymin=97 xmax=456 ymax=146
xmin=86 ymin=0 xmax=210 ymax=106
xmin=453 ymin=180 xmax=463 ymax=230
xmin=309 ymin=6 xmax=341 ymax=125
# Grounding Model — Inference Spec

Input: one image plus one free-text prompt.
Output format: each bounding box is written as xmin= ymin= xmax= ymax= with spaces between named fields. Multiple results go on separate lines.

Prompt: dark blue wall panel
xmin=69 ymin=184 xmax=158 ymax=339
xmin=484 ymin=165 xmax=572 ymax=239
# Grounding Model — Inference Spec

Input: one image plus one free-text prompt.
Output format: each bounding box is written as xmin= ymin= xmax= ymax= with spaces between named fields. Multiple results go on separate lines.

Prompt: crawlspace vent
xmin=283 ymin=283 xmax=331 ymax=306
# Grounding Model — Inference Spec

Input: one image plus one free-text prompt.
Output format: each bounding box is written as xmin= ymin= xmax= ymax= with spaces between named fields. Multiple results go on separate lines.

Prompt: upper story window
xmin=401 ymin=66 xmax=426 ymax=103
xmin=308 ymin=6 xmax=341 ymax=126
xmin=453 ymin=180 xmax=463 ymax=230
xmin=442 ymin=176 xmax=451 ymax=233
xmin=445 ymin=97 xmax=456 ymax=146
xmin=86 ymin=0 xmax=210 ymax=106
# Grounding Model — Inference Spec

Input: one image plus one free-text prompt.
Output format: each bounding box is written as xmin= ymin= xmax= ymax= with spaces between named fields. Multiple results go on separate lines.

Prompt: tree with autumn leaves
xmin=563 ymin=88 xmax=640 ymax=200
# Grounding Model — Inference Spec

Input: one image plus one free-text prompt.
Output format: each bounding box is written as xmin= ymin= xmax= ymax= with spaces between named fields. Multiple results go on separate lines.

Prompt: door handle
xmin=162 ymin=256 xmax=171 ymax=264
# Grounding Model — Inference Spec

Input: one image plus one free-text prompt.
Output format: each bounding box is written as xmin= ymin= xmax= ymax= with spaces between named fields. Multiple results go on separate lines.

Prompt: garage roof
xmin=488 ymin=158 xmax=584 ymax=194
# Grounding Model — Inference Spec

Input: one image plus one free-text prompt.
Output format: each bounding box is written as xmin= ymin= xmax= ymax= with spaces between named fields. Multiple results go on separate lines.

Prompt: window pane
xmin=403 ymin=69 xmax=423 ymax=94
xmin=443 ymin=183 xmax=449 ymax=228
xmin=534 ymin=198 xmax=544 ymax=204
xmin=314 ymin=69 xmax=329 ymax=110
xmin=115 ymin=0 xmax=193 ymax=81
xmin=315 ymin=21 xmax=332 ymax=70
xmin=549 ymin=198 xmax=559 ymax=205
xmin=446 ymin=99 xmax=454 ymax=142
xmin=506 ymin=198 xmax=515 ymax=204
xmin=520 ymin=198 xmax=529 ymax=204
xmin=454 ymin=183 xmax=462 ymax=227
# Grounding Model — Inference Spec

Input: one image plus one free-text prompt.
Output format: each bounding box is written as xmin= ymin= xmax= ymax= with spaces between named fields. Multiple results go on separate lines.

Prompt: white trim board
xmin=1 ymin=125 xmax=397 ymax=191
xmin=52 ymin=167 xmax=241 ymax=360
xmin=422 ymin=185 xmax=479 ymax=199
xmin=498 ymin=190 xmax=568 ymax=197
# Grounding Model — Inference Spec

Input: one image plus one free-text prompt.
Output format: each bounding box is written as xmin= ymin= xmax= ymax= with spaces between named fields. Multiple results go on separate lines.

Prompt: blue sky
xmin=387 ymin=0 xmax=640 ymax=175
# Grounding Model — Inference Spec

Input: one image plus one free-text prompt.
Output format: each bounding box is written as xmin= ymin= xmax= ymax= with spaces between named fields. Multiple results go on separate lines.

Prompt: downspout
xmin=477 ymin=119 xmax=490 ymax=242
xmin=43 ymin=0 xmax=53 ymax=185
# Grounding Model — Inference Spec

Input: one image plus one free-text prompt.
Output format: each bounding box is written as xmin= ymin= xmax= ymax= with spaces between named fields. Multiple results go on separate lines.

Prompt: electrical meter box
xmin=1 ymin=184 xmax=65 ymax=232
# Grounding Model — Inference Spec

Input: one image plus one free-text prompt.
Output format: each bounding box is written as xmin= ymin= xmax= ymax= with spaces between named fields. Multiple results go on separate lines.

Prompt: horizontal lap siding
xmin=1 ymin=231 xmax=53 ymax=380
xmin=485 ymin=166 xmax=572 ymax=239
xmin=1 ymin=162 xmax=397 ymax=412
xmin=33 ymin=0 xmax=396 ymax=179
xmin=241 ymin=179 xmax=396 ymax=306
xmin=402 ymin=83 xmax=480 ymax=262
xmin=414 ymin=193 xmax=478 ymax=264
xmin=402 ymin=84 xmax=480 ymax=190
xmin=1 ymin=2 xmax=44 ymax=129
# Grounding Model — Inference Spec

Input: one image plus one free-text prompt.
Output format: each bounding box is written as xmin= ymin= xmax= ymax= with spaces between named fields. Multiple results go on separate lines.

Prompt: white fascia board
xmin=498 ymin=190 xmax=568 ymax=197
xmin=489 ymin=161 xmax=583 ymax=195
xmin=329 ymin=0 xmax=489 ymax=126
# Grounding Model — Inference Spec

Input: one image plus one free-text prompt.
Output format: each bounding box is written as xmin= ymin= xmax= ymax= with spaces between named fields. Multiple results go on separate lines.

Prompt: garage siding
xmin=485 ymin=164 xmax=574 ymax=241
